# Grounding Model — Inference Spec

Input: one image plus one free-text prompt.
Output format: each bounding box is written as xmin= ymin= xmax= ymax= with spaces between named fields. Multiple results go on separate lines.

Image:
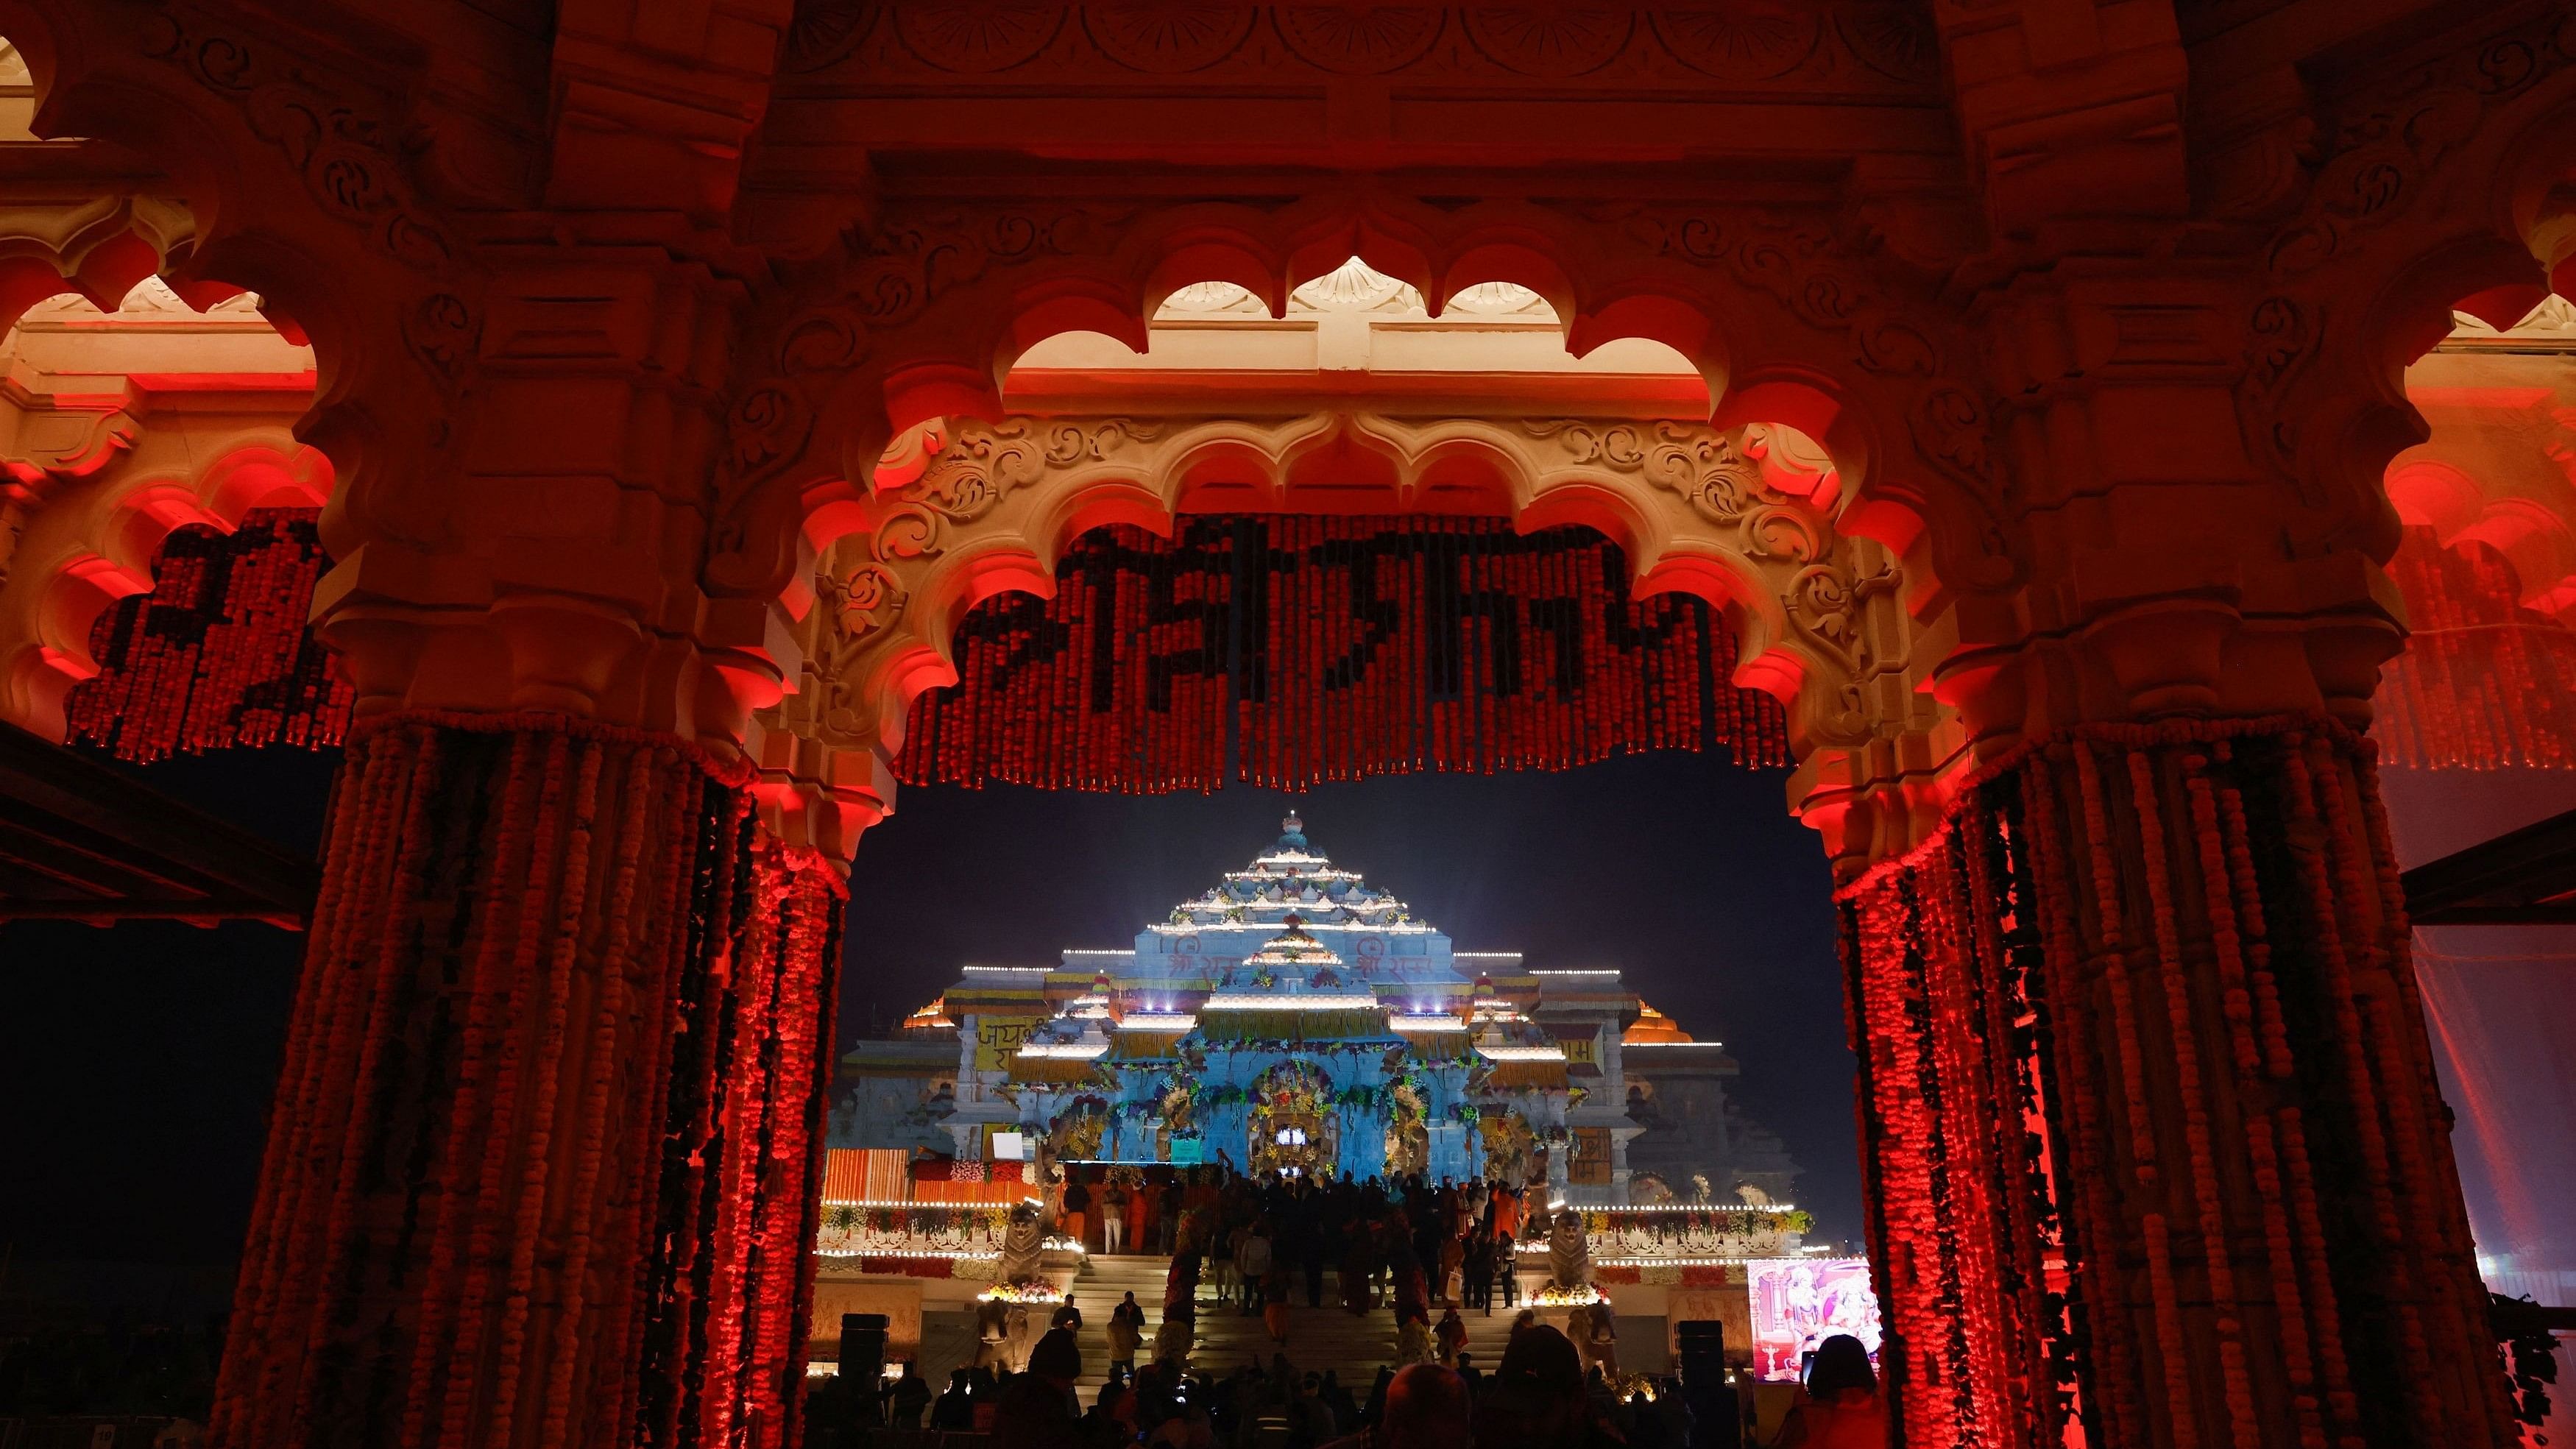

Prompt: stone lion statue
xmin=1000 ymin=1201 xmax=1048 ymax=1286
xmin=1548 ymin=1208 xmax=1592 ymax=1291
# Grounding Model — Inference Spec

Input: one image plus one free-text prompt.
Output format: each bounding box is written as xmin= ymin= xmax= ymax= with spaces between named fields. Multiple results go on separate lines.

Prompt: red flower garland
xmin=2372 ymin=524 xmax=2576 ymax=769
xmin=64 ymin=507 xmax=355 ymax=761
xmin=1838 ymin=715 xmax=2510 ymax=1449
xmin=894 ymin=515 xmax=1787 ymax=793
xmin=208 ymin=713 xmax=846 ymax=1449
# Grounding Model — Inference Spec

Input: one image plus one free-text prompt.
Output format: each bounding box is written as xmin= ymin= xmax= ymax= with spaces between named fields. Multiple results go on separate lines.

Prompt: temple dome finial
xmin=1277 ymin=810 xmax=1309 ymax=851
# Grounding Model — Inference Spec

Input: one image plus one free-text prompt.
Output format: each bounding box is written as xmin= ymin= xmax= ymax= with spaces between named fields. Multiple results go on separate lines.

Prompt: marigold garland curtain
xmin=1840 ymin=718 xmax=2510 ymax=1448
xmin=66 ymin=508 xmax=353 ymax=761
xmin=209 ymin=715 xmax=844 ymax=1449
xmin=2373 ymin=523 xmax=2576 ymax=769
xmin=894 ymin=515 xmax=1787 ymax=792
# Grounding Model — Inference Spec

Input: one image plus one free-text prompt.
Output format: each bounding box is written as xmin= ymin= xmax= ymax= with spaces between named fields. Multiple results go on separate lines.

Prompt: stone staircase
xmin=1059 ymin=1253 xmax=1529 ymax=1392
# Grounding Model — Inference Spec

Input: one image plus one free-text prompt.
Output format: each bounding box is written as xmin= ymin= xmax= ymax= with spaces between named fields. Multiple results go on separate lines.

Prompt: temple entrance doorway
xmin=1248 ymin=1060 xmax=1337 ymax=1179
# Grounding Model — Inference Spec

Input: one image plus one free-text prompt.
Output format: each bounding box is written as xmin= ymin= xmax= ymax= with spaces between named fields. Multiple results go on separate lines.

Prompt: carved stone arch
xmin=710 ymin=191 xmax=2013 ymax=612
xmin=0 ymin=428 xmax=330 ymax=738
xmin=2243 ymin=18 xmax=2576 ymax=562
xmin=757 ymin=409 xmax=1925 ymax=858
xmin=4 ymin=1 xmax=489 ymax=575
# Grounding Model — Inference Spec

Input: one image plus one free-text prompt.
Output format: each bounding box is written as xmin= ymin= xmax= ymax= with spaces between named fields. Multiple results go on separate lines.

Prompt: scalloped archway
xmin=751 ymin=409 xmax=1936 ymax=870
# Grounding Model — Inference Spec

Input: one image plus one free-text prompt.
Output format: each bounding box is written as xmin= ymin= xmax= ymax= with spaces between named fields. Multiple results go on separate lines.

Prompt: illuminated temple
xmin=837 ymin=814 xmax=1798 ymax=1206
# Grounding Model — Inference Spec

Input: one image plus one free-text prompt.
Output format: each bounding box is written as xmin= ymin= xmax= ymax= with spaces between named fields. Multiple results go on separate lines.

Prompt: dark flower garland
xmin=1839 ymin=716 xmax=2510 ymax=1448
xmin=894 ymin=515 xmax=1786 ymax=793
xmin=206 ymin=715 xmax=844 ymax=1449
xmin=65 ymin=507 xmax=354 ymax=761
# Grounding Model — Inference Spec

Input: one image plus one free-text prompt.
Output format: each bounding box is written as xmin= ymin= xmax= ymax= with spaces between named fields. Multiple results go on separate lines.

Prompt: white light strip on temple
xmin=1390 ymin=1015 xmax=1468 ymax=1031
xmin=1529 ymin=969 xmax=1621 ymax=975
xmin=821 ymin=1199 xmax=1019 ymax=1209
xmin=964 ymin=966 xmax=1052 ymax=974
xmin=1016 ymin=1043 xmax=1109 ymax=1059
xmin=1508 ymin=1247 xmax=1761 ymax=1266
xmin=1475 ymin=1046 xmax=1568 ymax=1061
xmin=815 ymin=1248 xmax=1004 ymax=1260
xmin=1201 ymin=993 xmax=1381 ymax=1010
xmin=1120 ymin=1013 xmax=1197 ymax=1030
xmin=1539 ymin=1203 xmax=1798 ymax=1214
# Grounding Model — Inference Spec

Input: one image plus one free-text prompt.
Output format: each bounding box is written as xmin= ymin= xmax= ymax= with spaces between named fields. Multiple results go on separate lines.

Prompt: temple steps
xmin=1061 ymin=1253 xmax=1530 ymax=1393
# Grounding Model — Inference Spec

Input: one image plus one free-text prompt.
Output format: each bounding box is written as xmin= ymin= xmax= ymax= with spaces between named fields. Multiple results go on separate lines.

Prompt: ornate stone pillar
xmin=209 ymin=718 xmax=846 ymax=1449
xmin=1821 ymin=279 xmax=2517 ymax=1444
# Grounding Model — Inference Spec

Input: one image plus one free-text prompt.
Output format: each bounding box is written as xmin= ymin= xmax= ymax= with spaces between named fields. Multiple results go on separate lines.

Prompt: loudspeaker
xmin=1676 ymin=1319 xmax=1739 ymax=1449
xmin=839 ymin=1313 xmax=890 ymax=1427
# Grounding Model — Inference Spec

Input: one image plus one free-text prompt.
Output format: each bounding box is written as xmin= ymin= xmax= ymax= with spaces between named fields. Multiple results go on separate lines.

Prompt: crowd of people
xmin=855 ymin=1321 xmax=1885 ymax=1448
xmin=1065 ymin=1161 xmax=1536 ymax=1331
xmin=814 ymin=1161 xmax=1889 ymax=1446
xmin=883 ymin=1321 xmax=1678 ymax=1448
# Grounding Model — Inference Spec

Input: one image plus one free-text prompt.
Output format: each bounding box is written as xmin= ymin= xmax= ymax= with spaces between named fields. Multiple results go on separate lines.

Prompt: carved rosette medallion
xmin=1652 ymin=5 xmax=1821 ymax=81
xmin=1833 ymin=2 xmax=1938 ymax=82
xmin=1086 ymin=6 xmax=1260 ymax=73
xmin=895 ymin=6 xmax=1064 ymax=72
xmin=1273 ymin=7 xmax=1448 ymax=73
xmin=1462 ymin=10 xmax=1635 ymax=77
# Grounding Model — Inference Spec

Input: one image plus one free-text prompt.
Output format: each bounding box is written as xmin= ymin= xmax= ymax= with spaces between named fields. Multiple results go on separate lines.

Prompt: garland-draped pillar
xmin=1839 ymin=718 xmax=2510 ymax=1448
xmin=209 ymin=715 xmax=847 ymax=1449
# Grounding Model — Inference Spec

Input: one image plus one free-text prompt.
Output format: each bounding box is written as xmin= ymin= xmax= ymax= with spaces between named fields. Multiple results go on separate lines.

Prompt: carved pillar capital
xmin=306 ymin=252 xmax=795 ymax=748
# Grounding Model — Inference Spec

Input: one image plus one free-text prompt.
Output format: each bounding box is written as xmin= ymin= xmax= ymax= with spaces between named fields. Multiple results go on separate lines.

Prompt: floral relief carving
xmin=1651 ymin=5 xmax=1822 ymax=82
xmin=1516 ymin=417 xmax=1892 ymax=740
xmin=1085 ymin=6 xmax=1261 ymax=73
xmin=894 ymin=6 xmax=1066 ymax=72
xmin=1272 ymin=7 xmax=1448 ymax=73
xmin=798 ymin=417 xmax=1161 ymax=740
xmin=799 ymin=4 xmax=1937 ymax=91
xmin=2239 ymin=11 xmax=2576 ymax=475
xmin=137 ymin=13 xmax=480 ymax=417
xmin=141 ymin=16 xmax=457 ymax=275
xmin=1579 ymin=204 xmax=2006 ymax=525
xmin=1831 ymin=1 xmax=1939 ymax=82
xmin=1461 ymin=10 xmax=1636 ymax=77
xmin=781 ymin=412 xmax=1891 ymax=754
xmin=2264 ymin=13 xmax=2576 ymax=280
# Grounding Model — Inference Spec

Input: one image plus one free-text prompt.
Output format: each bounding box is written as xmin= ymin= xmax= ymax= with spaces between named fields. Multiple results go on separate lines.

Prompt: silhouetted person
xmin=1468 ymin=1323 xmax=1617 ymax=1449
xmin=1110 ymin=1290 xmax=1147 ymax=1373
xmin=993 ymin=1327 xmax=1086 ymax=1447
xmin=1775 ymin=1333 xmax=1888 ymax=1449
xmin=885 ymin=1359 xmax=931 ymax=1428
xmin=1323 ymin=1361 xmax=1471 ymax=1449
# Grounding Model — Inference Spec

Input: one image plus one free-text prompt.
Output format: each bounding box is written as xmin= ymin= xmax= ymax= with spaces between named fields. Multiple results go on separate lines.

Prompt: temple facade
xmin=838 ymin=815 xmax=1798 ymax=1207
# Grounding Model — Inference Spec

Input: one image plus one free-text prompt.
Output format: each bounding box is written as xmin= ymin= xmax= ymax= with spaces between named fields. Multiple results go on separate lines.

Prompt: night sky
xmin=3 ymin=743 xmax=1859 ymax=1275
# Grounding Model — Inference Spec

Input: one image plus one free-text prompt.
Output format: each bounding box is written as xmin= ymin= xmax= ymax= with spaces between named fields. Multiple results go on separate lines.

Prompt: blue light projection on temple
xmin=853 ymin=814 xmax=1802 ymax=1206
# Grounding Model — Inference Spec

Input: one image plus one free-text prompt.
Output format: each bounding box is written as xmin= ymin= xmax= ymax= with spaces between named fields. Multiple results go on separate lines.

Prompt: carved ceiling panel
xmin=780 ymin=3 xmax=1940 ymax=93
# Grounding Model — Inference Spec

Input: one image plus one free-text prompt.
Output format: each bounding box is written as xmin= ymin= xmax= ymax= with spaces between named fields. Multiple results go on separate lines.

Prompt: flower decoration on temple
xmin=976 ymin=1282 xmax=1067 ymax=1305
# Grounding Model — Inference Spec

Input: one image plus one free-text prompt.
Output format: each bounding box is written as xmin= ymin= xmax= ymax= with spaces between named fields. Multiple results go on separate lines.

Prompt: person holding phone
xmin=1774 ymin=1335 xmax=1886 ymax=1448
